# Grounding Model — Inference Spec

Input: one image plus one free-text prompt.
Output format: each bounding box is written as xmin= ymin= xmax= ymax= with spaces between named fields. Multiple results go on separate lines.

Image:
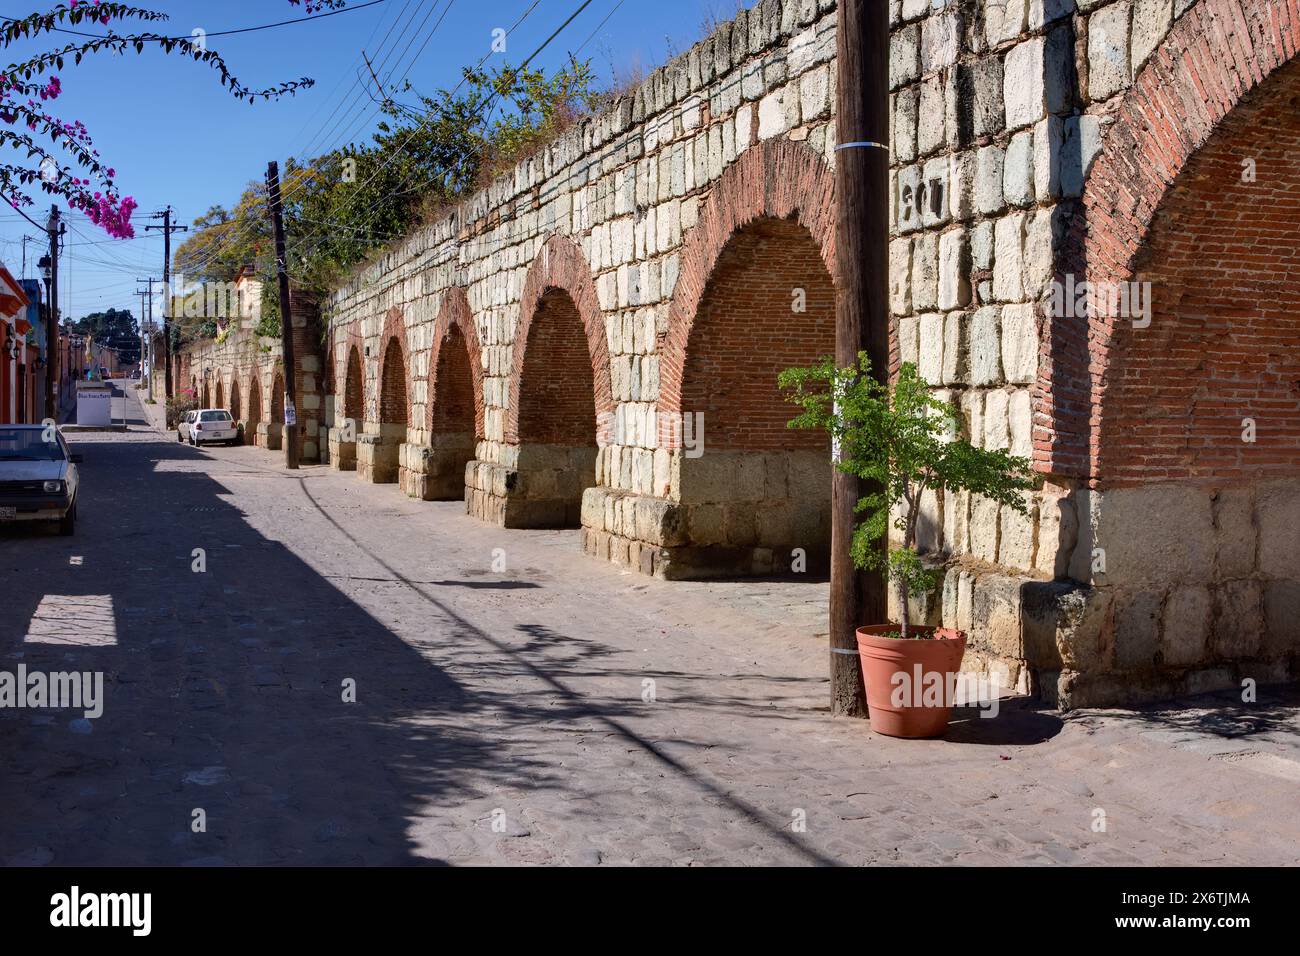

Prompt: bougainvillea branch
xmin=0 ymin=1 xmax=339 ymax=236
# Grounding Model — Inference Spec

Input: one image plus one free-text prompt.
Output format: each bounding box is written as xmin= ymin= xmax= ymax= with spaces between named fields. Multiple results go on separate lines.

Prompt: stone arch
xmin=201 ymin=380 xmax=210 ymax=409
xmin=357 ymin=309 xmax=409 ymax=484
xmin=229 ymin=374 xmax=242 ymax=422
xmin=215 ymin=378 xmax=224 ymax=410
xmin=344 ymin=342 xmax=365 ymax=424
xmin=426 ymin=287 xmax=485 ymax=439
xmin=505 ymin=233 xmax=613 ymax=445
xmin=651 ymin=139 xmax=836 ymax=577
xmin=414 ymin=287 xmax=485 ymax=500
xmin=1036 ymin=0 xmax=1300 ymax=700
xmin=1042 ymin=0 xmax=1300 ymax=484
xmin=658 ymin=138 xmax=836 ymax=419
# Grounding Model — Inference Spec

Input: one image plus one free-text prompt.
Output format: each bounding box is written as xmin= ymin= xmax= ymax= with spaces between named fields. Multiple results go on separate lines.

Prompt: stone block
xmin=969 ymin=305 xmax=1002 ymax=386
xmin=992 ymin=213 xmax=1026 ymax=302
xmin=970 ymin=494 xmax=1001 ymax=563
xmin=1003 ymin=129 xmax=1035 ymax=207
xmin=1000 ymin=302 xmax=1038 ymax=384
xmin=1114 ymin=589 xmax=1162 ymax=670
xmin=938 ymin=228 xmax=971 ymax=311
xmin=1213 ymin=487 xmax=1256 ymax=579
xmin=911 ymin=232 xmax=940 ymax=310
xmin=1130 ymin=0 xmax=1172 ymax=73
xmin=917 ymin=75 xmax=945 ymax=155
xmin=972 ymin=574 xmax=1025 ymax=659
xmin=1257 ymin=481 xmax=1300 ymax=578
xmin=984 ymin=388 xmax=1011 ymax=451
xmin=974 ymin=145 xmax=1006 ymax=215
xmin=970 ymin=55 xmax=1005 ymax=138
xmin=1212 ymin=579 xmax=1264 ymax=659
xmin=1263 ymin=580 xmax=1300 ymax=657
xmin=942 ymin=311 xmax=968 ymax=385
xmin=1088 ymin=0 xmax=1131 ymax=100
xmin=918 ymin=313 xmax=945 ymax=384
xmin=1162 ymin=585 xmax=1211 ymax=666
xmin=1084 ymin=486 xmax=1215 ymax=589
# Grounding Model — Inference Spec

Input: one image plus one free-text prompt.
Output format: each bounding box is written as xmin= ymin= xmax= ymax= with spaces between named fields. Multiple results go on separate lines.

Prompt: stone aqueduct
xmin=178 ymin=0 xmax=1300 ymax=708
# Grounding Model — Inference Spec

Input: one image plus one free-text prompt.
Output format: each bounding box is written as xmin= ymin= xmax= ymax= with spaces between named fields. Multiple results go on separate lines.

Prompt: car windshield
xmin=0 ymin=428 xmax=66 ymax=461
xmin=200 ymin=411 xmax=232 ymax=422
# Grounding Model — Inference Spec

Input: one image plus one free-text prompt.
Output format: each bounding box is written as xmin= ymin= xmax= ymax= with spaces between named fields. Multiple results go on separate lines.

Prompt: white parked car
xmin=0 ymin=424 xmax=82 ymax=535
xmin=187 ymin=408 xmax=239 ymax=447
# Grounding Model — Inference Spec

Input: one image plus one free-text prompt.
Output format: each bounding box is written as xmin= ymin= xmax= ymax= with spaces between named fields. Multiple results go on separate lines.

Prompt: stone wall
xmin=178 ymin=292 xmax=324 ymax=461
xmin=186 ymin=0 xmax=1300 ymax=707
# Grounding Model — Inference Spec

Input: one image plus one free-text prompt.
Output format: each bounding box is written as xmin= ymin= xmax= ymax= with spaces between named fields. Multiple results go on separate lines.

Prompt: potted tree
xmin=780 ymin=356 xmax=1035 ymax=738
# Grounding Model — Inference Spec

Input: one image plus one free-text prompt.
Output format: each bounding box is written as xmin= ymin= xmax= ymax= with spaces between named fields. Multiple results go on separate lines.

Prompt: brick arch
xmin=337 ymin=323 xmax=365 ymax=424
xmin=658 ymin=138 xmax=836 ymax=419
xmin=1041 ymin=0 xmax=1300 ymax=484
xmin=377 ymin=306 xmax=411 ymax=427
xmin=426 ymin=286 xmax=485 ymax=438
xmin=505 ymin=233 xmax=613 ymax=444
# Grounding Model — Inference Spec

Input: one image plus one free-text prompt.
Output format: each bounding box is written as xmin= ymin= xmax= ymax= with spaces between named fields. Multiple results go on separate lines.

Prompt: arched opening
xmin=379 ymin=337 xmax=407 ymax=428
xmin=331 ymin=343 xmax=364 ymax=471
xmin=344 ymin=345 xmax=364 ymax=425
xmin=513 ymin=287 xmax=598 ymax=527
xmin=1086 ymin=54 xmax=1300 ymax=678
xmin=215 ymin=379 xmax=224 ymax=410
xmin=357 ymin=335 xmax=407 ymax=484
xmin=201 ymin=381 xmax=210 ymax=408
xmin=673 ymin=217 xmax=836 ymax=577
xmin=424 ymin=324 xmax=478 ymax=499
xmin=263 ymin=370 xmax=285 ymax=451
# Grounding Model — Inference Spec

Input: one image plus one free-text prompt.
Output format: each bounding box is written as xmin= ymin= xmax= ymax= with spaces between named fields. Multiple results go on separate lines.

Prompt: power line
xmin=0 ymin=0 xmax=392 ymax=42
xmin=181 ymin=0 xmax=436 ymax=277
xmin=288 ymin=0 xmax=581 ymax=266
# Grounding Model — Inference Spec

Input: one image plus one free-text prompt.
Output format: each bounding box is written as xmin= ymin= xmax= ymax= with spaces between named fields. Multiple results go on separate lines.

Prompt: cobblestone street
xmin=2 ymin=389 xmax=1299 ymax=867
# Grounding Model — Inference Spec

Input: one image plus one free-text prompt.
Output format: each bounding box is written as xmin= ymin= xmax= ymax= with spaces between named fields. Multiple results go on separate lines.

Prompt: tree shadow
xmin=0 ymin=434 xmax=553 ymax=866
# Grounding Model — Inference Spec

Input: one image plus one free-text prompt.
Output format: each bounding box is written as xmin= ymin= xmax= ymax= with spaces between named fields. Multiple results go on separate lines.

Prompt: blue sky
xmin=0 ymin=0 xmax=754 ymax=322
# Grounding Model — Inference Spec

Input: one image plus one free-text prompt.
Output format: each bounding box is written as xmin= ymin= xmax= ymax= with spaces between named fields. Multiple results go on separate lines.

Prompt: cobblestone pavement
xmin=2 ymin=387 xmax=1299 ymax=866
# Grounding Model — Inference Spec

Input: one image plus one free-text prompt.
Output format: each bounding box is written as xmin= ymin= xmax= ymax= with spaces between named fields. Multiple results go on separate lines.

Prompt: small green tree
xmin=780 ymin=354 xmax=1036 ymax=638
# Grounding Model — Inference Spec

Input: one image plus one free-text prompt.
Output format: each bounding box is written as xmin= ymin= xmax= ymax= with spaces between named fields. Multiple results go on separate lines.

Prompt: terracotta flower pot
xmin=856 ymin=624 xmax=967 ymax=739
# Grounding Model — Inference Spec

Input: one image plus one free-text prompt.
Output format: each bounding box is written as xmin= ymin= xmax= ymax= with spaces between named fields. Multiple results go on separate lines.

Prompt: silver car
xmin=0 ymin=424 xmax=82 ymax=535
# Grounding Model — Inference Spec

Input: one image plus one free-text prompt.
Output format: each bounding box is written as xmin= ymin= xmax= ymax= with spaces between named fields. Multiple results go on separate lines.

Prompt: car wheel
xmin=58 ymin=504 xmax=76 ymax=537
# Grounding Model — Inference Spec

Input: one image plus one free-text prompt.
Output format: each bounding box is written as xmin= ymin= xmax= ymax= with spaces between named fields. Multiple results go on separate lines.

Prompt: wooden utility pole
xmin=145 ymin=207 xmax=187 ymax=399
xmin=43 ymin=205 xmax=61 ymax=422
xmin=830 ymin=0 xmax=891 ymax=717
xmin=266 ymin=161 xmax=299 ymax=470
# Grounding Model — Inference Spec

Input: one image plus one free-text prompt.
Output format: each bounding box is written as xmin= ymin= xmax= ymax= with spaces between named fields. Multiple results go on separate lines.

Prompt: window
xmin=199 ymin=410 xmax=232 ymax=422
xmin=0 ymin=428 xmax=66 ymax=461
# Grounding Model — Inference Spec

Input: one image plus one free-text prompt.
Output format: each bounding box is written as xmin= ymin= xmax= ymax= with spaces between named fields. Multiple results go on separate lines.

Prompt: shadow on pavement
xmin=0 ymin=433 xmax=549 ymax=865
